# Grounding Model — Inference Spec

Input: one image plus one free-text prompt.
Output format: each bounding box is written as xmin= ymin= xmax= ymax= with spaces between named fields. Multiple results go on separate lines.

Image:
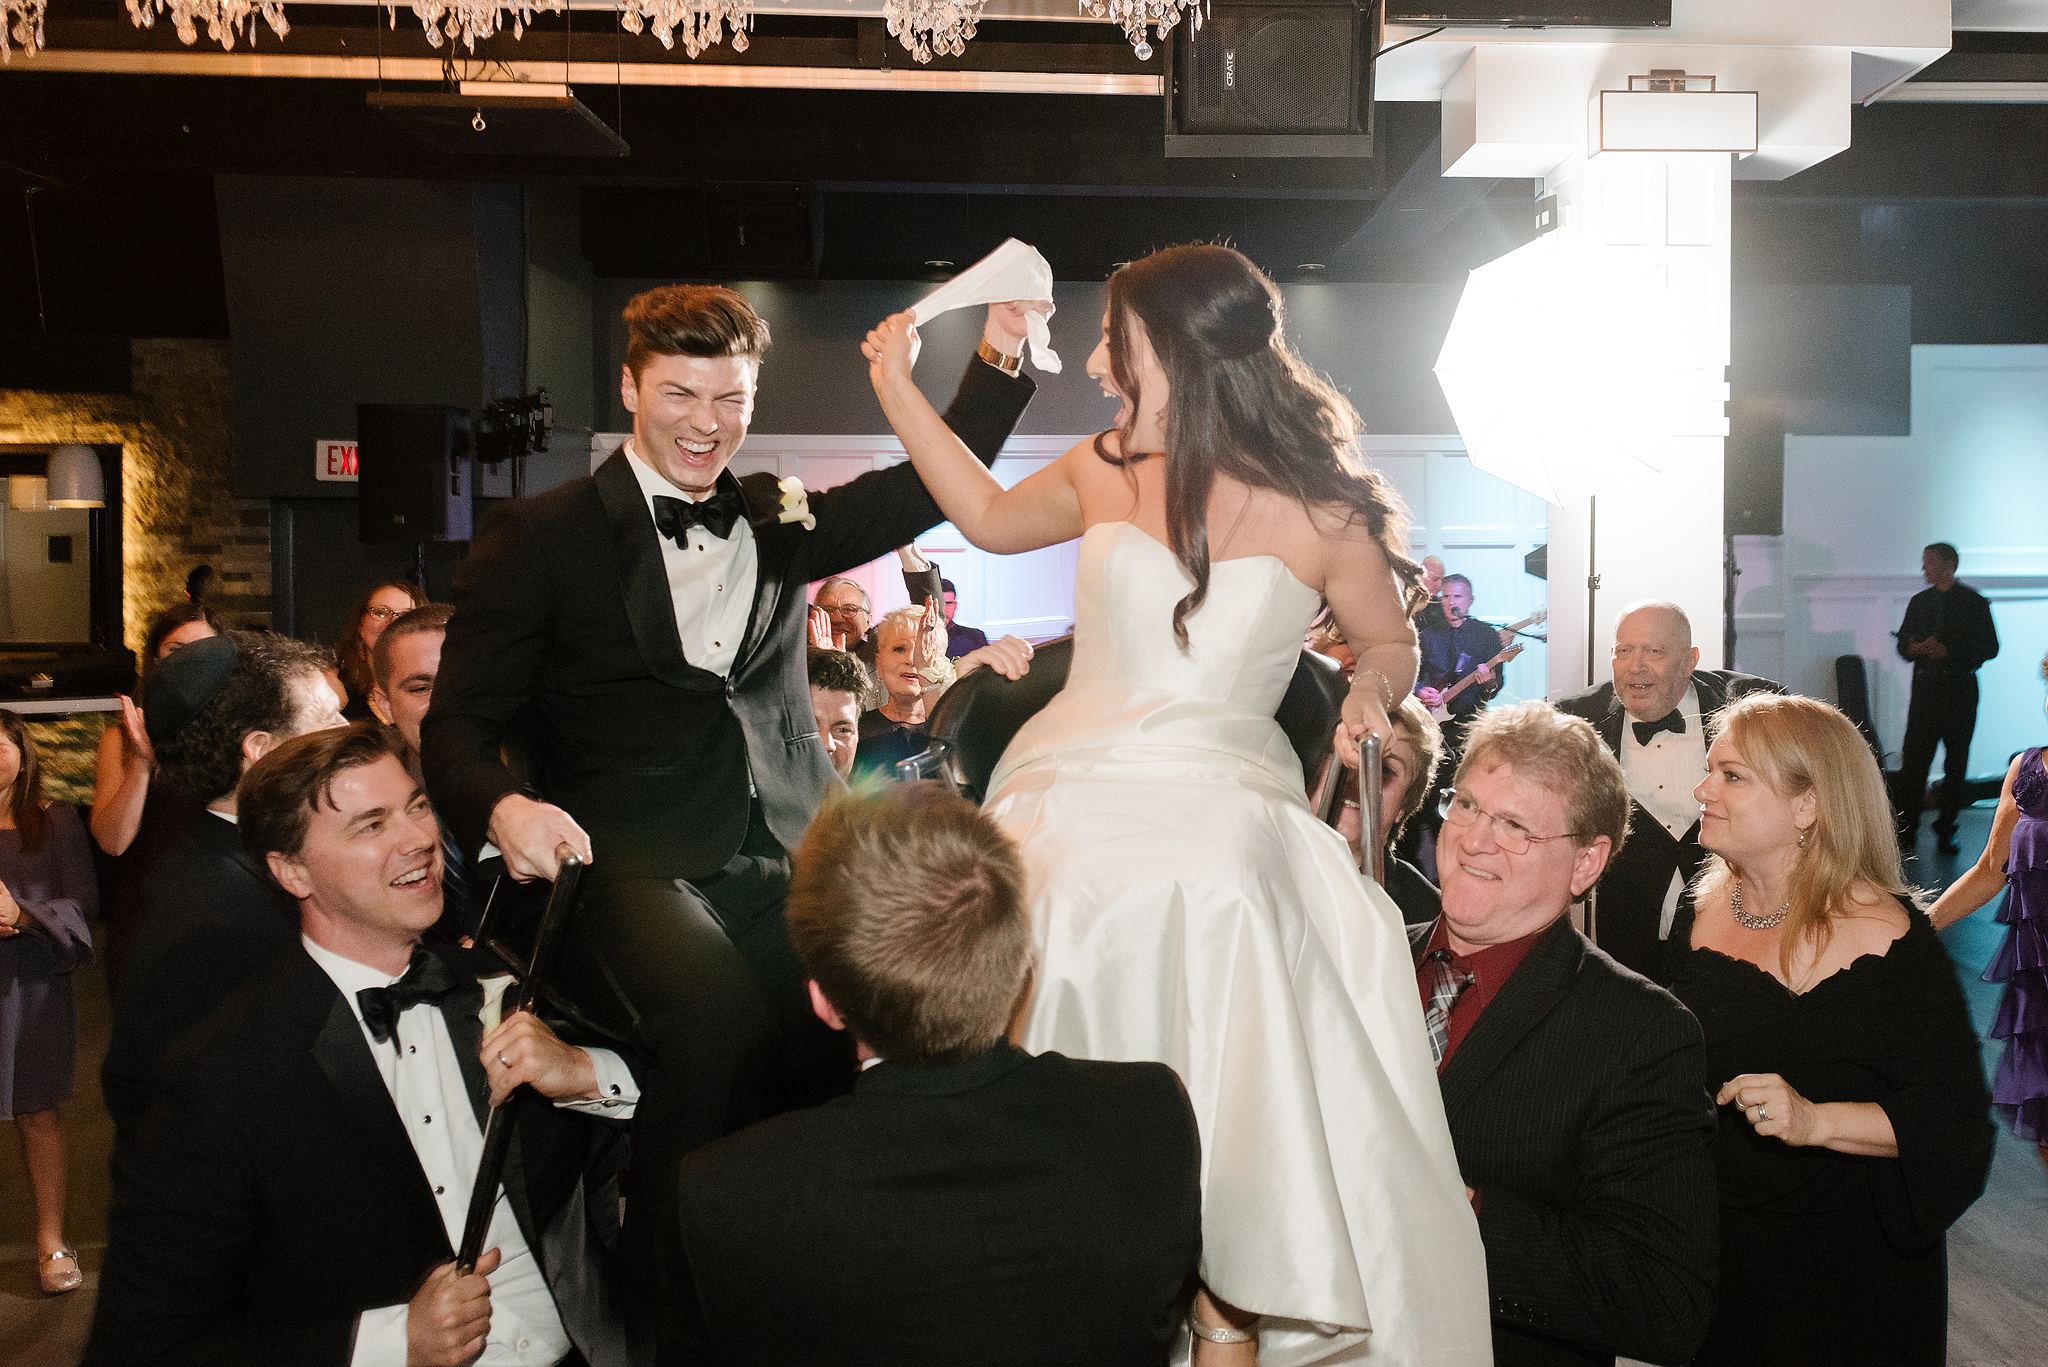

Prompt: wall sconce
xmin=46 ymin=445 xmax=107 ymax=509
xmin=8 ymin=475 xmax=49 ymax=512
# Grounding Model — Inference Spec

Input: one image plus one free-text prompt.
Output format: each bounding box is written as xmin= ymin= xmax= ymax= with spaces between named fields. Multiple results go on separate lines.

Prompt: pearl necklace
xmin=1730 ymin=879 xmax=1791 ymax=932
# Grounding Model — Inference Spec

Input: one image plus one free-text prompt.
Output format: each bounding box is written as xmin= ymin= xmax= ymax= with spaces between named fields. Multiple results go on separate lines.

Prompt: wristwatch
xmin=975 ymin=337 xmax=1023 ymax=376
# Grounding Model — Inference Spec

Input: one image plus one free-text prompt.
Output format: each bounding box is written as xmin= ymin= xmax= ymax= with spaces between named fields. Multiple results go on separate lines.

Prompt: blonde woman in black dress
xmin=1670 ymin=693 xmax=1993 ymax=1364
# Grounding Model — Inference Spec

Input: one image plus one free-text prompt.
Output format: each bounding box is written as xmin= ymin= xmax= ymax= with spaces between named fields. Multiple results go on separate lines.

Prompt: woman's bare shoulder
xmin=1832 ymin=883 xmax=1914 ymax=951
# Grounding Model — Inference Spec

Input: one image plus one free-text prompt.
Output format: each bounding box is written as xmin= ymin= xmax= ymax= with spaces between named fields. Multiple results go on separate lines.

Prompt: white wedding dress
xmin=986 ymin=522 xmax=1492 ymax=1366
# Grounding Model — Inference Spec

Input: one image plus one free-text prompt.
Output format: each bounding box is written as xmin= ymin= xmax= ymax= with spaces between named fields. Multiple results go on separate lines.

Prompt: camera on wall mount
xmin=476 ymin=389 xmax=554 ymax=467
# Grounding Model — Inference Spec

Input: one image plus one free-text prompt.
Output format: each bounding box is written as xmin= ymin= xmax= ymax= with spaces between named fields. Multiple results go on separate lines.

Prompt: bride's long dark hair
xmin=1093 ymin=244 xmax=1424 ymax=647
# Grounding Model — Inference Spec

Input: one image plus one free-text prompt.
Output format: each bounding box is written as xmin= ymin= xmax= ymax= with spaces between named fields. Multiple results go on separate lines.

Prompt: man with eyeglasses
xmin=812 ymin=546 xmax=943 ymax=664
xmin=1555 ymin=600 xmax=1781 ymax=982
xmin=1409 ymin=701 xmax=1718 ymax=1367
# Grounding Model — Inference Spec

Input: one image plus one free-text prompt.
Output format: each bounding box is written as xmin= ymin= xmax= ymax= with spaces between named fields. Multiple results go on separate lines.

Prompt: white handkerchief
xmin=911 ymin=238 xmax=1061 ymax=374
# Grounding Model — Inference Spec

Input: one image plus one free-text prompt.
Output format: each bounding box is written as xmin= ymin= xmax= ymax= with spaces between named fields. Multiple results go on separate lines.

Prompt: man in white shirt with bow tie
xmin=88 ymin=723 xmax=639 ymax=1367
xmin=1554 ymin=602 xmax=1781 ymax=981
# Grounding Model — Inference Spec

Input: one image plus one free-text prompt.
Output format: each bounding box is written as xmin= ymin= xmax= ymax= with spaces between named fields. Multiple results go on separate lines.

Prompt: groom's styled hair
xmin=788 ymin=784 xmax=1030 ymax=1068
xmin=624 ymin=284 xmax=772 ymax=376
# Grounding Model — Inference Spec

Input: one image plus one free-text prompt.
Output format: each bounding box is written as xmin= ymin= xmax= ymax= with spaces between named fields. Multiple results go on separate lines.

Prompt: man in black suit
xmin=1893 ymin=540 xmax=2000 ymax=853
xmin=1413 ymin=702 xmax=1717 ymax=1367
xmin=661 ymin=784 xmax=1202 ymax=1365
xmin=421 ymin=287 xmax=1037 ymax=1265
xmin=101 ymin=631 xmax=348 ymax=1133
xmin=88 ymin=725 xmax=637 ymax=1367
xmin=1554 ymin=601 xmax=1781 ymax=981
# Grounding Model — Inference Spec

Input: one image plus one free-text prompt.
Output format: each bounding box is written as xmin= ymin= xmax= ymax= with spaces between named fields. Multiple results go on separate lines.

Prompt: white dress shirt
xmin=303 ymin=938 xmax=637 ymax=1367
xmin=622 ymin=440 xmax=756 ymax=679
xmin=1618 ymin=681 xmax=1707 ymax=940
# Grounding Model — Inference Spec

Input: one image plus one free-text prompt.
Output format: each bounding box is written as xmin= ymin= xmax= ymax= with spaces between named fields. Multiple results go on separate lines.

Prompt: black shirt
xmin=1895 ymin=581 xmax=1998 ymax=679
xmin=1419 ymin=617 xmax=1506 ymax=717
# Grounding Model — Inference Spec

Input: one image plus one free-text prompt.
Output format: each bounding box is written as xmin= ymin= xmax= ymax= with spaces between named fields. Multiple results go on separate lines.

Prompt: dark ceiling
xmin=3 ymin=14 xmax=2047 ymax=341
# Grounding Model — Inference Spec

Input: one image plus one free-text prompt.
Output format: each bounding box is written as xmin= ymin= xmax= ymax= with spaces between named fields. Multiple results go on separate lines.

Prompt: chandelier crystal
xmin=882 ymin=0 xmax=984 ymax=64
xmin=1081 ymin=0 xmax=1201 ymax=61
xmin=124 ymin=0 xmax=290 ymax=51
xmin=617 ymin=0 xmax=753 ymax=58
xmin=2 ymin=0 xmax=45 ymax=61
xmin=406 ymin=0 xmax=565 ymax=53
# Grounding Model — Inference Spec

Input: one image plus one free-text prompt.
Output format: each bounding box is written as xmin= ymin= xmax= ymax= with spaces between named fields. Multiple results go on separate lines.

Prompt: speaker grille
xmin=1236 ymin=14 xmax=1352 ymax=128
xmin=1175 ymin=3 xmax=1366 ymax=137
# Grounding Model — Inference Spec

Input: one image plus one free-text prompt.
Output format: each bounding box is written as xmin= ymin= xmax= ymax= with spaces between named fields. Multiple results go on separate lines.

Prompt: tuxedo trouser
xmin=1894 ymin=674 xmax=1978 ymax=837
xmin=550 ymin=800 xmax=855 ymax=1314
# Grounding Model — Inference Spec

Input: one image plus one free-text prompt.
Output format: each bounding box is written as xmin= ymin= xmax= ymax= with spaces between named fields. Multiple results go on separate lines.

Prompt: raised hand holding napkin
xmin=911 ymin=238 xmax=1061 ymax=373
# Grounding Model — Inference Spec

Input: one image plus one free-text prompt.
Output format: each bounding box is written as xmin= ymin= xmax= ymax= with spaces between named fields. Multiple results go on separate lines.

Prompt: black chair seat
xmin=920 ymin=638 xmax=1350 ymax=806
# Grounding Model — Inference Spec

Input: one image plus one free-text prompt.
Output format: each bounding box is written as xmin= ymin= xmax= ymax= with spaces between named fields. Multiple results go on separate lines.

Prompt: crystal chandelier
xmin=124 ymin=0 xmax=290 ymax=50
xmin=2 ymin=0 xmax=45 ymax=61
xmin=617 ymin=0 xmax=753 ymax=58
xmin=1081 ymin=0 xmax=1202 ymax=61
xmin=406 ymin=0 xmax=565 ymax=52
xmin=882 ymin=0 xmax=984 ymax=64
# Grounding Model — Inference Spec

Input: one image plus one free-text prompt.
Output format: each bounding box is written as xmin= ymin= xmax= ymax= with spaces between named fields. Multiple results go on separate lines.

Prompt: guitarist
xmin=1415 ymin=574 xmax=1511 ymax=741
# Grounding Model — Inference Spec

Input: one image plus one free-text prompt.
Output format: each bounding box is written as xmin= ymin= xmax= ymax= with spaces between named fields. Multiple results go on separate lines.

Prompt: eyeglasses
xmin=364 ymin=605 xmax=407 ymax=623
xmin=1437 ymin=790 xmax=1582 ymax=856
xmin=821 ymin=604 xmax=868 ymax=620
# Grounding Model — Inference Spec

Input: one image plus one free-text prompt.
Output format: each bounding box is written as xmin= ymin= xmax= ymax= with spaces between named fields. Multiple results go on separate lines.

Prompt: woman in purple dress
xmin=1932 ymin=646 xmax=2048 ymax=1167
xmin=0 ymin=708 xmax=99 ymax=1294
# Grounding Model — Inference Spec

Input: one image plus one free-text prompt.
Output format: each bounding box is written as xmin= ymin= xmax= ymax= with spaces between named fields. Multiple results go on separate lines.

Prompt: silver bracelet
xmin=1189 ymin=1317 xmax=1256 ymax=1345
xmin=1355 ymin=667 xmax=1393 ymax=711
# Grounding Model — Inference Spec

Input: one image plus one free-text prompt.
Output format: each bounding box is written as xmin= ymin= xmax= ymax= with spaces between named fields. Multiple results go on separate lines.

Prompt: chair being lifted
xmin=904 ymin=637 xmax=1380 ymax=879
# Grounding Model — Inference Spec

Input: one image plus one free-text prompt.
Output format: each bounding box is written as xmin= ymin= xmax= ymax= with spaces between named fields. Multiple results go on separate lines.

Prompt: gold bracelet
xmin=975 ymin=337 xmax=1023 ymax=375
xmin=1355 ymin=667 xmax=1393 ymax=712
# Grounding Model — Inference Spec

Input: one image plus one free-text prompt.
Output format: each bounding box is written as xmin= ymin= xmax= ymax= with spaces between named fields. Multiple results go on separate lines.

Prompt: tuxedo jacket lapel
xmin=309 ymin=992 xmax=449 ymax=1240
xmin=594 ymin=450 xmax=693 ymax=689
xmin=1438 ymin=919 xmax=1583 ymax=1122
xmin=733 ymin=472 xmax=790 ymax=674
xmin=1596 ymin=689 xmax=1627 ymax=758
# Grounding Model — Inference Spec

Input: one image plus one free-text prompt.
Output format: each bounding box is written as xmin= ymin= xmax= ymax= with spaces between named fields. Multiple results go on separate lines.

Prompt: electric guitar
xmin=1426 ymin=609 xmax=1547 ymax=722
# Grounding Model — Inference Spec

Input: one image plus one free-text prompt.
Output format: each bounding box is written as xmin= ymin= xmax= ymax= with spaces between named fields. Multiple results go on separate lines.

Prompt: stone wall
xmin=0 ymin=339 xmax=268 ymax=808
xmin=0 ymin=337 xmax=270 ymax=650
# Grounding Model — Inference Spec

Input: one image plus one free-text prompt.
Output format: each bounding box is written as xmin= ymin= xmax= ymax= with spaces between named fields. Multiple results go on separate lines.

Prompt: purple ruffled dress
xmin=1986 ymin=746 xmax=2048 ymax=1142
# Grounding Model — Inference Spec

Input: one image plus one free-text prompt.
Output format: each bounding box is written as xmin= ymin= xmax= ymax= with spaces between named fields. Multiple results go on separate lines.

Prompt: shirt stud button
xmin=423 ymin=1114 xmax=432 ymax=1124
xmin=435 ymin=1185 xmax=445 ymax=1195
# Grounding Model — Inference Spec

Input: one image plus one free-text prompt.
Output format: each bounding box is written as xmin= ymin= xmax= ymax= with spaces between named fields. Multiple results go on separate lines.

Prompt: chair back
xmin=920 ymin=639 xmax=1349 ymax=805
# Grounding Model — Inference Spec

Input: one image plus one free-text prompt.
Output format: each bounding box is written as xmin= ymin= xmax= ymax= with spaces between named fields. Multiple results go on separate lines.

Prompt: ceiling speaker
xmin=1167 ymin=0 xmax=1380 ymax=157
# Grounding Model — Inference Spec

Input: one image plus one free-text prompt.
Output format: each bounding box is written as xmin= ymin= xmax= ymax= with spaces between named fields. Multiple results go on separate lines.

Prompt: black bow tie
xmin=652 ymin=487 xmax=746 ymax=544
xmin=357 ymin=947 xmax=481 ymax=1046
xmin=1631 ymin=710 xmax=1687 ymax=746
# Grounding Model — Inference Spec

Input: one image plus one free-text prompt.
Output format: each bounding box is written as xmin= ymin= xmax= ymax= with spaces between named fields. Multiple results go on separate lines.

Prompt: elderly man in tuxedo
xmin=422 ymin=285 xmax=1039 ymax=1287
xmin=88 ymin=724 xmax=638 ymax=1367
xmin=1554 ymin=601 xmax=1781 ymax=981
xmin=662 ymin=784 xmax=1202 ymax=1365
xmin=1413 ymin=702 xmax=1717 ymax=1367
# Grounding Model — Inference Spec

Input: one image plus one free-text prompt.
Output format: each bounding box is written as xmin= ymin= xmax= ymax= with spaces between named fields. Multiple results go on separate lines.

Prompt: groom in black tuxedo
xmin=1553 ymin=601 xmax=1780 ymax=981
xmin=421 ymin=286 xmax=1036 ymax=1264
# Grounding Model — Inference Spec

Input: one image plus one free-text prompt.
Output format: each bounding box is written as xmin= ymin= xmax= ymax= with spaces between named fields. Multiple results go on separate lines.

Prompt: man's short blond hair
xmin=787 ymin=785 xmax=1031 ymax=1067
xmin=1457 ymin=702 xmax=1632 ymax=854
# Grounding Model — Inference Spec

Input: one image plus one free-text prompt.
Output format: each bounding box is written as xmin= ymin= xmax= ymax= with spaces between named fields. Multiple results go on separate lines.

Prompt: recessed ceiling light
xmin=1297 ymin=263 xmax=1325 ymax=271
xmin=925 ymin=259 xmax=954 ymax=268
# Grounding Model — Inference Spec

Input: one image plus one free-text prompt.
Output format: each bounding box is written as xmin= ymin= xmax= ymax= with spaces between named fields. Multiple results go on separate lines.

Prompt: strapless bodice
xmin=987 ymin=522 xmax=1325 ymax=797
xmin=1067 ymin=521 xmax=1322 ymax=708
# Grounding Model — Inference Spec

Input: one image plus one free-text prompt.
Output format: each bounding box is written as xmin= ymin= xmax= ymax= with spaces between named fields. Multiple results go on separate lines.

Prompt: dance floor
xmin=3 ymin=807 xmax=2042 ymax=1367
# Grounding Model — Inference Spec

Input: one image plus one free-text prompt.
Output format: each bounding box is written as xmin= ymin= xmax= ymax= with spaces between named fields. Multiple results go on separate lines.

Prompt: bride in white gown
xmin=864 ymin=245 xmax=1490 ymax=1365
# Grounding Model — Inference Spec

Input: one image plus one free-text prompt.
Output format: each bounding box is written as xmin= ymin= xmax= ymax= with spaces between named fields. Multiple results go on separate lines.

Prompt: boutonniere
xmin=478 ymin=974 xmax=516 ymax=1034
xmin=776 ymin=475 xmax=816 ymax=531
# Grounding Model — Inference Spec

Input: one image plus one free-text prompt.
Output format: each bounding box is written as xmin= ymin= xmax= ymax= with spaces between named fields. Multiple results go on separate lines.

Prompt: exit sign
xmin=316 ymin=440 xmax=358 ymax=482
